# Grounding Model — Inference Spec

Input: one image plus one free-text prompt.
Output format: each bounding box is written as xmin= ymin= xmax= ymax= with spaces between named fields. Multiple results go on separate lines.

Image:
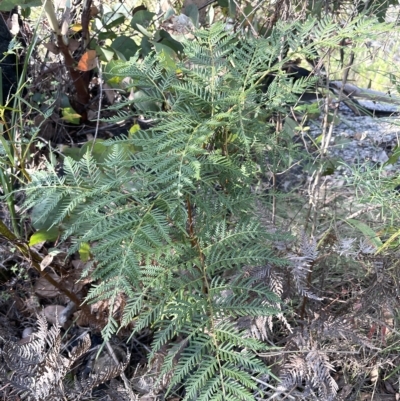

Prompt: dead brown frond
xmin=0 ymin=314 xmax=130 ymax=401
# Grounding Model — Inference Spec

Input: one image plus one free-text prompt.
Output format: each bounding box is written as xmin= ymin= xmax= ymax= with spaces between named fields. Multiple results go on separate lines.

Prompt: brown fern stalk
xmin=186 ymin=195 xmax=208 ymax=295
xmin=299 ymin=259 xmax=314 ymax=320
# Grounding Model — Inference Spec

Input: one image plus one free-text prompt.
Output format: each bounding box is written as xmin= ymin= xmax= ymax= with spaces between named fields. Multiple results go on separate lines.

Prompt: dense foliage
xmin=18 ymin=15 xmax=396 ymax=399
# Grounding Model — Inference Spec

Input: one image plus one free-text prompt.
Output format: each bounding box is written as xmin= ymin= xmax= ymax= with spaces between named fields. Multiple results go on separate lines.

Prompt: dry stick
xmin=231 ymin=0 xmax=258 ymax=37
xmin=42 ymin=0 xmax=91 ymax=121
xmin=300 ymin=48 xmax=355 ymax=319
xmin=271 ymin=173 xmax=276 ymax=226
xmin=56 ymin=36 xmax=90 ymax=121
xmin=186 ymin=196 xmax=208 ymax=295
xmin=198 ymin=0 xmax=217 ymax=11
xmin=91 ymin=58 xmax=103 ymax=152
xmin=81 ymin=0 xmax=92 ymax=49
xmin=271 ymin=114 xmax=283 ymax=226
xmin=235 ymin=0 xmax=267 ymax=32
xmin=264 ymin=0 xmax=286 ymax=36
xmin=258 ymin=349 xmax=361 ymax=357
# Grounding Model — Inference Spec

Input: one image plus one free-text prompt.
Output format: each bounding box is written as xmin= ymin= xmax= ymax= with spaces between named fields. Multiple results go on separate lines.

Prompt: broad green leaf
xmin=99 ymin=31 xmax=117 ymax=41
xmin=103 ymin=60 xmax=126 ymax=86
xmin=103 ymin=13 xmax=125 ymax=28
xmin=131 ymin=10 xmax=155 ymax=30
xmin=135 ymin=23 xmax=152 ymax=38
xmin=96 ymin=45 xmax=115 ymax=62
xmin=307 ymin=0 xmax=323 ymax=17
xmin=64 ymin=140 xmax=116 ymax=164
xmin=80 ymin=140 xmax=109 ymax=163
xmin=61 ymin=146 xmax=82 ymax=161
xmin=140 ymin=36 xmax=152 ymax=57
xmin=321 ymin=160 xmax=337 ymax=176
xmin=157 ymin=30 xmax=184 ymax=54
xmin=384 ymin=145 xmax=400 ymax=166
xmin=228 ymin=0 xmax=236 ymax=18
xmin=283 ymin=117 xmax=297 ymax=138
xmin=29 ymin=228 xmax=59 ymax=246
xmin=112 ymin=36 xmax=139 ymax=60
xmin=164 ymin=7 xmax=175 ymax=20
xmin=326 ymin=112 xmax=341 ymax=125
xmin=129 ymin=124 xmax=141 ymax=136
xmin=153 ymin=42 xmax=177 ymax=72
xmin=61 ymin=107 xmax=81 ymax=124
xmin=346 ymin=219 xmax=382 ymax=248
xmin=79 ymin=242 xmax=91 ymax=262
xmin=184 ymin=4 xmax=199 ymax=28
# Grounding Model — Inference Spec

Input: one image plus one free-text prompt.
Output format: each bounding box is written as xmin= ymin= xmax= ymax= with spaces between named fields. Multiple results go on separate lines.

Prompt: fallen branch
xmin=330 ymin=81 xmax=400 ymax=106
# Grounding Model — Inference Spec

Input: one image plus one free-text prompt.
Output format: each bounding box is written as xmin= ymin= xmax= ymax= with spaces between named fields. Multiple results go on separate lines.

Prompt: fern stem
xmin=186 ymin=195 xmax=208 ymax=295
xmin=186 ymin=195 xmax=196 ymax=248
xmin=299 ymin=259 xmax=315 ymax=320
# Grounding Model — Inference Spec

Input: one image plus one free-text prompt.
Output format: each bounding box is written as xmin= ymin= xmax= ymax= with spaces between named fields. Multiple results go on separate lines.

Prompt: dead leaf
xmin=61 ymin=6 xmax=71 ymax=36
xmin=77 ymin=50 xmax=97 ymax=71
xmin=7 ymin=13 xmax=19 ymax=36
xmin=161 ymin=14 xmax=194 ymax=37
xmin=104 ymin=83 xmax=116 ymax=104
xmin=71 ymin=259 xmax=93 ymax=279
xmin=34 ymin=271 xmax=84 ymax=298
xmin=34 ymin=273 xmax=61 ymax=298
xmin=369 ymin=366 xmax=379 ymax=383
xmin=34 ymin=113 xmax=57 ymax=142
xmin=87 ymin=109 xmax=98 ymax=120
xmin=90 ymin=5 xmax=99 ymax=17
xmin=68 ymin=38 xmax=80 ymax=52
xmin=383 ymin=304 xmax=394 ymax=328
xmin=70 ymin=23 xmax=83 ymax=32
xmin=93 ymin=345 xmax=126 ymax=374
xmin=43 ymin=42 xmax=61 ymax=55
xmin=40 ymin=254 xmax=54 ymax=271
xmin=359 ymin=393 xmax=397 ymax=400
xmin=384 ymin=380 xmax=397 ymax=394
xmin=43 ymin=305 xmax=66 ymax=325
xmin=337 ymin=384 xmax=353 ymax=400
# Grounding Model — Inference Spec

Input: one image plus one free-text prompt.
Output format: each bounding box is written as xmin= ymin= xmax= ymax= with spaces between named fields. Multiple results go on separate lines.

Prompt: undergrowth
xmin=14 ymin=15 xmax=400 ymax=400
xmin=0 ymin=0 xmax=399 ymax=398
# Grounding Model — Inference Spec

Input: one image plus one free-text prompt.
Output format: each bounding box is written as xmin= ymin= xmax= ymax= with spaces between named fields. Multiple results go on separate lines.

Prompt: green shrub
xmin=23 ymin=18 xmax=392 ymax=400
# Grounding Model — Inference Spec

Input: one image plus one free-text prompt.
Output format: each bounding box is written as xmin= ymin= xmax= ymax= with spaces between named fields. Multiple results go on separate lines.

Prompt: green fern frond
xmin=21 ymin=16 xmax=390 ymax=400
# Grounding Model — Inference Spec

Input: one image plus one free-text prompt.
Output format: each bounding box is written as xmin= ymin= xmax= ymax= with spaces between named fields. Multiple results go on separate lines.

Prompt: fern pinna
xmin=23 ymin=21 xmax=334 ymax=400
